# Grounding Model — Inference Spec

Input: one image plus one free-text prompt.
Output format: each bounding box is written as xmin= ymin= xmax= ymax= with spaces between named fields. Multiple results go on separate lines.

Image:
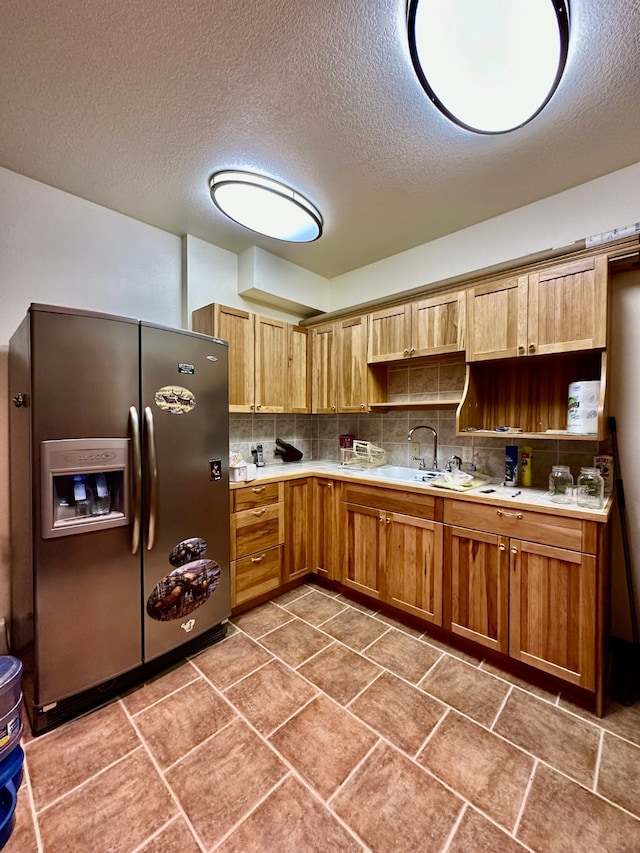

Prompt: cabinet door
xmin=343 ymin=502 xmax=383 ymax=598
xmin=311 ymin=322 xmax=337 ymax=413
xmin=411 ymin=292 xmax=465 ymax=357
xmin=337 ymin=315 xmax=368 ymax=413
xmin=445 ymin=526 xmax=509 ymax=653
xmin=313 ymin=478 xmax=337 ymax=579
xmin=527 ymin=256 xmax=608 ymax=356
xmin=287 ymin=325 xmax=311 ymax=413
xmin=232 ymin=546 xmax=283 ymax=607
xmin=254 ymin=315 xmax=287 ymax=413
xmin=385 ymin=513 xmax=443 ymax=625
xmin=509 ymin=540 xmax=596 ymax=690
xmin=466 ymin=276 xmax=528 ymax=361
xmin=284 ymin=478 xmax=312 ymax=582
xmin=367 ymin=305 xmax=411 ymax=363
xmin=193 ymin=305 xmax=254 ymax=412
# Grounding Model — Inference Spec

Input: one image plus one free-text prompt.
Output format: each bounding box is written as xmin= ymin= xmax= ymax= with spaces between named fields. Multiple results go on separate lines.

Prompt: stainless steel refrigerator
xmin=9 ymin=304 xmax=230 ymax=733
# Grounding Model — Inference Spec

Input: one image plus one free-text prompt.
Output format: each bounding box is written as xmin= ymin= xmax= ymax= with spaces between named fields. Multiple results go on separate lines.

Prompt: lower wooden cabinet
xmin=343 ymin=502 xmax=384 ymax=599
xmin=312 ymin=478 xmax=339 ymax=579
xmin=509 ymin=539 xmax=597 ymax=691
xmin=444 ymin=525 xmax=509 ymax=654
xmin=231 ymin=482 xmax=284 ymax=607
xmin=284 ymin=478 xmax=313 ymax=582
xmin=232 ymin=546 xmax=283 ymax=607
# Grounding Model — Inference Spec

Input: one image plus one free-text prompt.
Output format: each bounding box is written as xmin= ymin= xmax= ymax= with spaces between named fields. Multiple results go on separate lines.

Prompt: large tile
xmin=332 ymin=742 xmax=463 ymax=853
xmin=26 ymin=701 xmax=140 ymax=809
xmin=364 ymin=630 xmax=441 ymax=683
xmin=191 ymin=631 xmax=273 ymax=689
xmin=479 ymin=659 xmax=560 ymax=702
xmin=258 ymin=618 xmax=334 ymax=666
xmin=493 ymin=690 xmax=600 ymax=787
xmin=283 ymin=590 xmax=349 ymax=625
xmin=372 ymin=611 xmax=425 ymax=639
xmin=269 ymin=695 xmax=377 ymax=800
xmin=448 ymin=807 xmax=529 ymax=853
xmin=349 ymin=672 xmax=446 ymax=755
xmin=138 ymin=817 xmax=202 ymax=853
xmin=420 ymin=629 xmax=484 ymax=665
xmin=419 ymin=655 xmax=510 ymax=727
xmin=121 ymin=660 xmax=200 ymax=715
xmin=135 ymin=678 xmax=235 ymax=768
xmin=297 ymin=643 xmax=382 ymax=705
xmin=217 ymin=775 xmax=364 ymax=852
xmin=38 ymin=749 xmax=176 ymax=853
xmin=559 ymin=694 xmax=640 ymax=747
xmin=320 ymin=608 xmax=390 ymax=652
xmin=417 ymin=711 xmax=534 ymax=830
xmin=166 ymin=718 xmax=288 ymax=850
xmin=597 ymin=732 xmax=640 ymax=817
xmin=232 ymin=601 xmax=295 ymax=637
xmin=224 ymin=659 xmax=317 ymax=734
xmin=517 ymin=762 xmax=640 ymax=852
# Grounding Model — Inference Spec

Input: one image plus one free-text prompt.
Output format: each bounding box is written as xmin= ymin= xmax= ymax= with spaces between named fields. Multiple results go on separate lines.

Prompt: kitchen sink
xmin=360 ymin=465 xmax=443 ymax=482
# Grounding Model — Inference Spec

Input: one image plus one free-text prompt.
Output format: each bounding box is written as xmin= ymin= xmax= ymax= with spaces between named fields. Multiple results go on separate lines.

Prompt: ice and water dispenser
xmin=40 ymin=438 xmax=130 ymax=538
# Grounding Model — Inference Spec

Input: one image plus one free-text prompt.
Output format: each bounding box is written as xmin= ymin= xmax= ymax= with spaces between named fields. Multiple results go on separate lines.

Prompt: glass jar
xmin=549 ymin=465 xmax=574 ymax=504
xmin=577 ymin=467 xmax=604 ymax=509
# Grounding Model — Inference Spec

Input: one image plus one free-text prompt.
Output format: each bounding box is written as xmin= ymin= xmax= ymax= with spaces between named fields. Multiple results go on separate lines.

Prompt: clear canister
xmin=577 ymin=467 xmax=604 ymax=509
xmin=549 ymin=465 xmax=574 ymax=504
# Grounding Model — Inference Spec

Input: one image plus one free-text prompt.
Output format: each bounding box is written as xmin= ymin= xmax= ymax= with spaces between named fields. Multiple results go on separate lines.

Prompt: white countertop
xmin=231 ymin=460 xmax=612 ymax=522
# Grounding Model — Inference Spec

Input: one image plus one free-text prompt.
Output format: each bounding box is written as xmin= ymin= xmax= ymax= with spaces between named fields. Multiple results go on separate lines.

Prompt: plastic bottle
xmin=521 ymin=446 xmax=532 ymax=487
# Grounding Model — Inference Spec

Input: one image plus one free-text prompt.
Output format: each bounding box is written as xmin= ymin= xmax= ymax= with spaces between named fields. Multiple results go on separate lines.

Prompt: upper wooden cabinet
xmin=192 ymin=303 xmax=302 ymax=413
xmin=311 ymin=321 xmax=337 ymax=414
xmin=367 ymin=292 xmax=466 ymax=364
xmin=337 ymin=315 xmax=369 ymax=413
xmin=467 ymin=256 xmax=608 ymax=362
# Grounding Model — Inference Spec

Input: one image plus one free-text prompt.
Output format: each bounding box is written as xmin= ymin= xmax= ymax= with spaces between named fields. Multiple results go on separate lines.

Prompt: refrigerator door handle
xmin=129 ymin=406 xmax=142 ymax=555
xmin=144 ymin=405 xmax=158 ymax=551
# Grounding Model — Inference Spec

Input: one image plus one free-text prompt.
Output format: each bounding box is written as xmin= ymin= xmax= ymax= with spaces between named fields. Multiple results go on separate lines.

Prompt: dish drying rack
xmin=340 ymin=440 xmax=388 ymax=468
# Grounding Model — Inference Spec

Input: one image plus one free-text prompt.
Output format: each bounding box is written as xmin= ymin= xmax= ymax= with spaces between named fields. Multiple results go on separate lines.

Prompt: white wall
xmin=0 ymin=167 xmax=184 ymax=624
xmin=328 ymin=162 xmax=640 ymax=311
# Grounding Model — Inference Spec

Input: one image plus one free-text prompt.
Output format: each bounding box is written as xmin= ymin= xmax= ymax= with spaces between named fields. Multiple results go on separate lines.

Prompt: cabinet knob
xmin=410 ymin=347 xmax=415 ymax=354
xmin=528 ymin=343 xmax=536 ymax=353
xmin=360 ymin=403 xmax=366 ymax=410
xmin=256 ymin=404 xmax=262 ymax=411
xmin=403 ymin=349 xmax=409 ymax=356
xmin=379 ymin=516 xmax=385 ymax=522
xmin=510 ymin=546 xmax=519 ymax=555
xmin=498 ymin=543 xmax=506 ymax=551
xmin=331 ymin=405 xmax=336 ymax=411
xmin=320 ymin=481 xmax=333 ymax=488
xmin=386 ymin=516 xmax=391 ymax=524
xmin=518 ymin=345 xmax=525 ymax=354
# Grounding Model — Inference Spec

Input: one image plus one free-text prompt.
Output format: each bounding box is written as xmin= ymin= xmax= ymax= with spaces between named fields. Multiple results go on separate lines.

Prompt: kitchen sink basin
xmin=361 ymin=465 xmax=443 ymax=482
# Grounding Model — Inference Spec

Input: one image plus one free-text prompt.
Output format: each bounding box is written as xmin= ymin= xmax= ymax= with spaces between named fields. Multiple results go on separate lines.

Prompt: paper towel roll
xmin=567 ymin=381 xmax=600 ymax=434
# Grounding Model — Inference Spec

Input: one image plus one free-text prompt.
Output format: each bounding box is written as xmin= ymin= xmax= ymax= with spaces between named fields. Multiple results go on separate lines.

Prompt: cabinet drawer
xmin=233 ymin=545 xmax=283 ymax=606
xmin=443 ymin=500 xmax=583 ymax=551
xmin=342 ymin=483 xmax=439 ymax=520
xmin=232 ymin=503 xmax=284 ymax=559
xmin=232 ymin=482 xmax=282 ymax=512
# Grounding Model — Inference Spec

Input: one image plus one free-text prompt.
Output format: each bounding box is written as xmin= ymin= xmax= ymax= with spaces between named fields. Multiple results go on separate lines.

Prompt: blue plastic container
xmin=0 ymin=746 xmax=24 ymax=850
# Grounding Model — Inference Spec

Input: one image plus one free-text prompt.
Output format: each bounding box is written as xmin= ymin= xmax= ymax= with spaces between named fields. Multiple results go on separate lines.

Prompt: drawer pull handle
xmin=252 ymin=509 xmax=267 ymax=517
xmin=251 ymin=554 xmax=266 ymax=563
xmin=251 ymin=487 xmax=265 ymax=494
xmin=496 ymin=509 xmax=523 ymax=520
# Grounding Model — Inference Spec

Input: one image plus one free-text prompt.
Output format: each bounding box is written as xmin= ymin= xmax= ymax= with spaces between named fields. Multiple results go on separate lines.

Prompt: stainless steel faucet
xmin=407 ymin=425 xmax=438 ymax=470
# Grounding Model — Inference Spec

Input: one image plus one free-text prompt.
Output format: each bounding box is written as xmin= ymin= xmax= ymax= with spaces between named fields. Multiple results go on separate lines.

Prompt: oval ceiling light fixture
xmin=209 ymin=170 xmax=323 ymax=242
xmin=407 ymin=0 xmax=570 ymax=134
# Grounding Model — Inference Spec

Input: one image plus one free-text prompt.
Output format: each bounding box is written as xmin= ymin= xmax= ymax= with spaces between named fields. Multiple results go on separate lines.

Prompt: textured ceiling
xmin=2 ymin=1 xmax=640 ymax=279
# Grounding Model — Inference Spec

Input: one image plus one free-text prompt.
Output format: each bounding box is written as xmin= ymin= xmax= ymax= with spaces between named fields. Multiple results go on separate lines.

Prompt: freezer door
xmin=140 ymin=323 xmax=230 ymax=661
xmin=29 ymin=307 xmax=142 ymax=707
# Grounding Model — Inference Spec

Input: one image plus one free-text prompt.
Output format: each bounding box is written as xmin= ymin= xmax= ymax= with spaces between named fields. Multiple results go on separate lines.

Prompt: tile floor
xmin=6 ymin=582 xmax=640 ymax=853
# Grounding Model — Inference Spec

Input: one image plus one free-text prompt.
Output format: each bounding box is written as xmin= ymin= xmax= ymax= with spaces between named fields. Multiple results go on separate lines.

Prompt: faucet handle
xmin=446 ymin=455 xmax=463 ymax=472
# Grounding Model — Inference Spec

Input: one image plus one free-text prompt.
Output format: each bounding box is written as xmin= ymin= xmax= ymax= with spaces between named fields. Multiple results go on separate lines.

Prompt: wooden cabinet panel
xmin=232 ymin=546 xmax=283 ymax=607
xmin=343 ymin=502 xmax=383 ymax=598
xmin=443 ymin=500 xmax=583 ymax=552
xmin=385 ymin=513 xmax=443 ymax=625
xmin=254 ymin=315 xmax=287 ymax=413
xmin=509 ymin=539 xmax=596 ymax=690
xmin=288 ymin=325 xmax=311 ymax=413
xmin=466 ymin=275 xmax=528 ymax=361
xmin=527 ymin=256 xmax=608 ymax=356
xmin=311 ymin=322 xmax=337 ymax=413
xmin=232 ymin=482 xmax=282 ymax=512
xmin=284 ymin=478 xmax=312 ymax=582
xmin=412 ymin=292 xmax=465 ymax=357
xmin=313 ymin=478 xmax=338 ymax=579
xmin=445 ymin=525 xmax=509 ymax=653
xmin=342 ymin=483 xmax=438 ymax=520
xmin=367 ymin=305 xmax=411 ymax=363
xmin=337 ymin=315 xmax=368 ymax=412
xmin=231 ymin=503 xmax=284 ymax=559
